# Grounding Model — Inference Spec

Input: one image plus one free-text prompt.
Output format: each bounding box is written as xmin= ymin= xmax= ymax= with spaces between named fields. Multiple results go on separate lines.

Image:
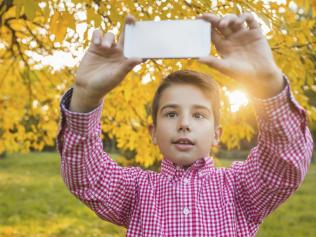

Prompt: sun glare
xmin=223 ymin=87 xmax=249 ymax=113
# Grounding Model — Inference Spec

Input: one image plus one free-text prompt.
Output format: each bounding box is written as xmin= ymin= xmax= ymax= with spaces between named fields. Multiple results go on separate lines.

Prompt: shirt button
xmin=176 ymin=166 xmax=181 ymax=170
xmin=183 ymin=178 xmax=190 ymax=184
xmin=183 ymin=207 xmax=190 ymax=215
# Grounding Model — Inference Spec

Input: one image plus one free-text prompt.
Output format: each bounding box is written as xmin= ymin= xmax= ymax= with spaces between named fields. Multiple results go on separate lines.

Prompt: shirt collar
xmin=160 ymin=156 xmax=214 ymax=179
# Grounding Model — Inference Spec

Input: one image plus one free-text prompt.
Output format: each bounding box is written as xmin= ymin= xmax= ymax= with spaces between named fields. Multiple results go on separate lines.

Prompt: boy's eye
xmin=194 ymin=113 xmax=205 ymax=119
xmin=165 ymin=112 xmax=177 ymax=118
xmin=164 ymin=112 xmax=205 ymax=119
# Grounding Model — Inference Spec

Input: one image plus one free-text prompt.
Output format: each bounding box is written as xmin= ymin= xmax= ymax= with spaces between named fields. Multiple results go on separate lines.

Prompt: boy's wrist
xmin=70 ymin=85 xmax=104 ymax=113
xmin=60 ymin=88 xmax=103 ymax=135
xmin=246 ymin=67 xmax=285 ymax=99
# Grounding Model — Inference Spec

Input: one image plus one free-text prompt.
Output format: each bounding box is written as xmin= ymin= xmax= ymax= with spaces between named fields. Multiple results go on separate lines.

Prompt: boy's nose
xmin=177 ymin=117 xmax=191 ymax=132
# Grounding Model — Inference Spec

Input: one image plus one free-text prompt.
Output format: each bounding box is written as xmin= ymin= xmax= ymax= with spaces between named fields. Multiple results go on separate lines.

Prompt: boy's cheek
xmin=157 ymin=121 xmax=175 ymax=131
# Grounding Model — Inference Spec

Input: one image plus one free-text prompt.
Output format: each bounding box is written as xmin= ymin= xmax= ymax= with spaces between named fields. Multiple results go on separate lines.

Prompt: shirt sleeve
xmin=231 ymin=74 xmax=314 ymax=224
xmin=56 ymin=87 xmax=144 ymax=228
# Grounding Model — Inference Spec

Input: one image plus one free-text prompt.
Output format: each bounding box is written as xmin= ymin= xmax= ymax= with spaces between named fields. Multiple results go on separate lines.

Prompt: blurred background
xmin=0 ymin=0 xmax=315 ymax=236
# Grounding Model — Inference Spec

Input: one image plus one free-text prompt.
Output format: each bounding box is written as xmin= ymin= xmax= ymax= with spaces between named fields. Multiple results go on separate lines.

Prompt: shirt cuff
xmin=60 ymin=87 xmax=104 ymax=135
xmin=250 ymin=74 xmax=306 ymax=121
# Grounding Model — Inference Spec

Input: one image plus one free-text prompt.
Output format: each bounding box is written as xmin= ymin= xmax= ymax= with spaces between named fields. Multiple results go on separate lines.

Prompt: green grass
xmin=0 ymin=152 xmax=126 ymax=237
xmin=0 ymin=152 xmax=315 ymax=237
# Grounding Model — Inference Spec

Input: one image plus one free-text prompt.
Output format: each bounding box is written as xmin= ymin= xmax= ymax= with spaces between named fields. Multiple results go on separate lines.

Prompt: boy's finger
xmin=239 ymin=12 xmax=260 ymax=30
xmin=196 ymin=13 xmax=224 ymax=44
xmin=92 ymin=29 xmax=102 ymax=45
xmin=198 ymin=56 xmax=231 ymax=76
xmin=126 ymin=57 xmax=144 ymax=66
xmin=218 ymin=14 xmax=238 ymax=28
xmin=197 ymin=13 xmax=221 ymax=28
xmin=121 ymin=57 xmax=144 ymax=73
xmin=102 ymin=32 xmax=115 ymax=48
xmin=118 ymin=14 xmax=137 ymax=49
xmin=231 ymin=19 xmax=247 ymax=32
xmin=211 ymin=27 xmax=223 ymax=46
xmin=218 ymin=14 xmax=238 ymax=37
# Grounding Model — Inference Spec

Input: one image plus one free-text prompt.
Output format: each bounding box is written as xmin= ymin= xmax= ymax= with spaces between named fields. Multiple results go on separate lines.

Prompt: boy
xmin=56 ymin=13 xmax=313 ymax=236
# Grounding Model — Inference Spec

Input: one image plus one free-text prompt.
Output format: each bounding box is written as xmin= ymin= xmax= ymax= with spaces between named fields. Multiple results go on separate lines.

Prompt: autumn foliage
xmin=0 ymin=1 xmax=315 ymax=167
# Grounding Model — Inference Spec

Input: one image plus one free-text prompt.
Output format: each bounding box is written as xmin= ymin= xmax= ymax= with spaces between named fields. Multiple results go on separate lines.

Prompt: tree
xmin=0 ymin=0 xmax=315 ymax=167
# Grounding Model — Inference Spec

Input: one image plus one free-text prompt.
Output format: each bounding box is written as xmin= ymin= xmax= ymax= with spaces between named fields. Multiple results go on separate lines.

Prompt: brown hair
xmin=151 ymin=70 xmax=220 ymax=128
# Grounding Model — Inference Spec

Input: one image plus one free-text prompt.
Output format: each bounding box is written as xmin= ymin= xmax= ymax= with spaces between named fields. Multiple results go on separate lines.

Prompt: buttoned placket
xmin=176 ymin=176 xmax=191 ymax=193
xmin=164 ymin=160 xmax=209 ymax=218
xmin=180 ymin=184 xmax=191 ymax=216
xmin=183 ymin=207 xmax=190 ymax=215
xmin=174 ymin=167 xmax=194 ymax=217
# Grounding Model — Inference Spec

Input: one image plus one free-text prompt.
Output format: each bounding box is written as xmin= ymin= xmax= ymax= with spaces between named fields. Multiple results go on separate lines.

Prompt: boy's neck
xmin=174 ymin=163 xmax=192 ymax=170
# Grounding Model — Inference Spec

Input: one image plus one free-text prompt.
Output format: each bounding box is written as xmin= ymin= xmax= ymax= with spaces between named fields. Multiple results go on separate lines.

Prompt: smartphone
xmin=123 ymin=19 xmax=211 ymax=59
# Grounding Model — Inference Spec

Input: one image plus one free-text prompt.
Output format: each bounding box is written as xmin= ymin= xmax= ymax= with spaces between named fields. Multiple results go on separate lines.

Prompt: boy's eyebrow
xmin=160 ymin=104 xmax=211 ymax=113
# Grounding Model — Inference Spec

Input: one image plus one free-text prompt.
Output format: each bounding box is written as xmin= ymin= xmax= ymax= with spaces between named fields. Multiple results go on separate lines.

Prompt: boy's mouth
xmin=172 ymin=138 xmax=195 ymax=151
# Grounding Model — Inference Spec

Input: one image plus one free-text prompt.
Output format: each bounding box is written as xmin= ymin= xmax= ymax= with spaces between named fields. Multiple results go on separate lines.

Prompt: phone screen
xmin=123 ymin=19 xmax=211 ymax=59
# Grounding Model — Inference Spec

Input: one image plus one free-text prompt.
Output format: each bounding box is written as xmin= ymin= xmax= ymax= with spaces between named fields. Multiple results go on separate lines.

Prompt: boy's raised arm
xmin=231 ymin=76 xmax=313 ymax=224
xmin=197 ymin=12 xmax=314 ymax=224
xmin=70 ymin=15 xmax=144 ymax=113
xmin=56 ymin=14 xmax=146 ymax=227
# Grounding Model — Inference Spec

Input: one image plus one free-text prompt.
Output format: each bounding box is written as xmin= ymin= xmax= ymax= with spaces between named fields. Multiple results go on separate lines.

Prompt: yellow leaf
xmin=24 ymin=0 xmax=38 ymax=20
xmin=63 ymin=12 xmax=76 ymax=31
xmin=49 ymin=12 xmax=75 ymax=42
xmin=87 ymin=7 xmax=102 ymax=28
xmin=49 ymin=11 xmax=60 ymax=36
xmin=15 ymin=4 xmax=22 ymax=18
xmin=43 ymin=2 xmax=50 ymax=22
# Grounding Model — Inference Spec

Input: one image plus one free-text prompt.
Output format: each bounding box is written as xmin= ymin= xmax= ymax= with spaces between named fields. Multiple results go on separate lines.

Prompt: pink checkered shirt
xmin=57 ymin=76 xmax=313 ymax=237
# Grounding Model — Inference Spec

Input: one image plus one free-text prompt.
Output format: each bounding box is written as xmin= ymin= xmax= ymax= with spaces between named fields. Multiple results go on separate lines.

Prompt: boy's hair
xmin=151 ymin=70 xmax=221 ymax=129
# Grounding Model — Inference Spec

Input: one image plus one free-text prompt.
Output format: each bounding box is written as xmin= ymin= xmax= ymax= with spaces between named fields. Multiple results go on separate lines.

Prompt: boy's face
xmin=149 ymin=84 xmax=221 ymax=167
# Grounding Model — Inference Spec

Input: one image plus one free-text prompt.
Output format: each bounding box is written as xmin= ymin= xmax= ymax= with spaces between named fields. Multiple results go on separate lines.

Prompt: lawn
xmin=0 ymin=152 xmax=315 ymax=237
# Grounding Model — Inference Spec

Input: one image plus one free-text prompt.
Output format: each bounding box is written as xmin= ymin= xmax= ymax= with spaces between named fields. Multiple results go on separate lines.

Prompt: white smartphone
xmin=123 ymin=19 xmax=211 ymax=59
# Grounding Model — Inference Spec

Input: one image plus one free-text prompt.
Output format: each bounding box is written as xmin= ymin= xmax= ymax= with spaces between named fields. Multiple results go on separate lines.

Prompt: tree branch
xmin=272 ymin=41 xmax=316 ymax=50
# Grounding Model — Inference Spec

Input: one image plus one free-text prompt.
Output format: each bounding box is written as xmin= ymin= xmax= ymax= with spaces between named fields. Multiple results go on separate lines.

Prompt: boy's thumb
xmin=198 ymin=56 xmax=229 ymax=75
xmin=125 ymin=57 xmax=144 ymax=69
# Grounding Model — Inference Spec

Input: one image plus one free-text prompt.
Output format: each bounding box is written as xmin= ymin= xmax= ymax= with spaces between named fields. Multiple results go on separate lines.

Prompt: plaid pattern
xmin=57 ymin=76 xmax=313 ymax=237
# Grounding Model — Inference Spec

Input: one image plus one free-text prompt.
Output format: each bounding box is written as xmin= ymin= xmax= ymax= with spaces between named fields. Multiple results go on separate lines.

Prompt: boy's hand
xmin=196 ymin=13 xmax=284 ymax=98
xmin=70 ymin=14 xmax=144 ymax=112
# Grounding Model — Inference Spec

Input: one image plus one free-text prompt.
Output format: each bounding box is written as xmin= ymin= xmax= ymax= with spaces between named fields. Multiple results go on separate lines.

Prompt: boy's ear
xmin=148 ymin=124 xmax=157 ymax=145
xmin=212 ymin=126 xmax=222 ymax=146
